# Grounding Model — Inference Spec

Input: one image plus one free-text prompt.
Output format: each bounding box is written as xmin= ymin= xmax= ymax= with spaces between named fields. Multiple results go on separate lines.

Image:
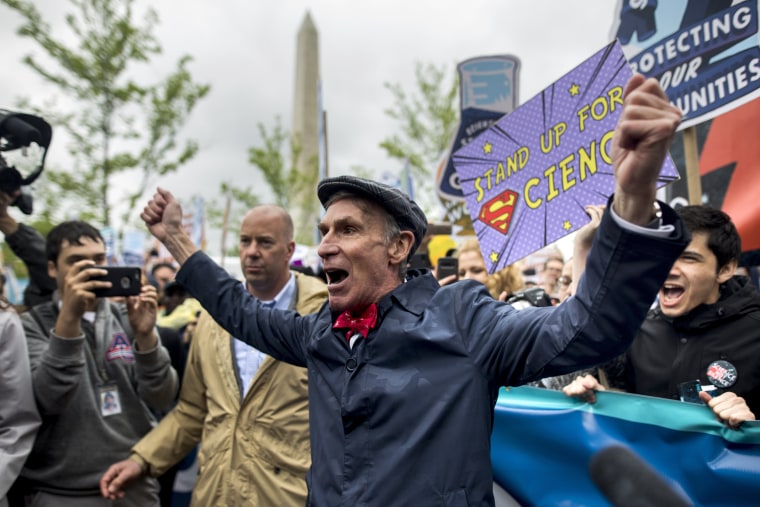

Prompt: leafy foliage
xmin=247 ymin=117 xmax=319 ymax=244
xmin=247 ymin=117 xmax=308 ymax=210
xmin=380 ymin=62 xmax=459 ymax=211
xmin=1 ymin=0 xmax=209 ymax=231
xmin=204 ymin=116 xmax=320 ymax=254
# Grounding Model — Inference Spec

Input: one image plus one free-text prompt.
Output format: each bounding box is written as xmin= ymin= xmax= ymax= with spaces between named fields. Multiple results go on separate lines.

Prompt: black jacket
xmin=5 ymin=223 xmax=56 ymax=307
xmin=608 ymin=276 xmax=760 ymax=414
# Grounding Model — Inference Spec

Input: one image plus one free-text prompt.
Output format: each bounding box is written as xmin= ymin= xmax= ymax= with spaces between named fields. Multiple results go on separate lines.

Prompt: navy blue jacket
xmin=177 ymin=205 xmax=688 ymax=506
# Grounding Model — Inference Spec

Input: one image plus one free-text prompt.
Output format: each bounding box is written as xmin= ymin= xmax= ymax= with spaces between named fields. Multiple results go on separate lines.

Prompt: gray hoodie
xmin=19 ymin=294 xmax=178 ymax=498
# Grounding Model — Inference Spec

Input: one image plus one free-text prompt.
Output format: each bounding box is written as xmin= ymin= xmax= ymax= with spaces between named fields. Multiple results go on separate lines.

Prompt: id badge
xmin=99 ymin=385 xmax=122 ymax=416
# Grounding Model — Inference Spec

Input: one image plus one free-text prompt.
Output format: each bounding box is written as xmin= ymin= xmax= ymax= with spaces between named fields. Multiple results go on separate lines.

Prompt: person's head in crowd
xmin=182 ymin=309 xmax=201 ymax=345
xmin=455 ymin=239 xmax=489 ymax=285
xmin=557 ymin=259 xmax=574 ymax=303
xmin=659 ymin=205 xmax=740 ymax=318
xmin=541 ymin=257 xmax=564 ymax=286
xmin=162 ymin=280 xmax=188 ymax=316
xmin=735 ymin=266 xmax=750 ymax=278
xmin=143 ymin=248 xmax=160 ymax=270
xmin=317 ymin=176 xmax=426 ymax=313
xmin=46 ymin=220 xmax=106 ymax=309
xmin=452 ymin=240 xmax=525 ymax=300
xmin=488 ymin=263 xmax=525 ymax=301
xmin=150 ymin=262 xmax=177 ymax=292
xmin=239 ymin=204 xmax=295 ymax=300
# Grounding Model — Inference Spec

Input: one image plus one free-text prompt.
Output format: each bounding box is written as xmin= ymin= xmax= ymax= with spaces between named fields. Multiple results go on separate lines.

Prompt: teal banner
xmin=492 ymin=386 xmax=760 ymax=506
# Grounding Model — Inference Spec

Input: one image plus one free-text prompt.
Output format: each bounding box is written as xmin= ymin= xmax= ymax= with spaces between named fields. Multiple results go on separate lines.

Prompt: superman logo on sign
xmin=479 ymin=190 xmax=518 ymax=235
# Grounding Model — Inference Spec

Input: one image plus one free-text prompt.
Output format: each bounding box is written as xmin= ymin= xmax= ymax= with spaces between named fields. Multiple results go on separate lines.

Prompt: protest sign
xmin=611 ymin=0 xmax=760 ymax=129
xmin=452 ymin=41 xmax=679 ymax=272
xmin=437 ymin=55 xmax=520 ymax=202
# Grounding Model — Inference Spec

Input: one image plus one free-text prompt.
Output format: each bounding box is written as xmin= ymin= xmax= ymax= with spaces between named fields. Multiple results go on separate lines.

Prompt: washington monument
xmin=292 ymin=12 xmax=320 ymax=243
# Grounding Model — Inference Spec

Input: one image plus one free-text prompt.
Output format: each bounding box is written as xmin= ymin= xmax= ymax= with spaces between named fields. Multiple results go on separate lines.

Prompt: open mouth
xmin=325 ymin=269 xmax=349 ymax=286
xmin=660 ymin=283 xmax=685 ymax=303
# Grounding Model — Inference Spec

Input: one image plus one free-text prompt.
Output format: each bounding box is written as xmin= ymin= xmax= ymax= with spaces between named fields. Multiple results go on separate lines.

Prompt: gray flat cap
xmin=317 ymin=175 xmax=428 ymax=258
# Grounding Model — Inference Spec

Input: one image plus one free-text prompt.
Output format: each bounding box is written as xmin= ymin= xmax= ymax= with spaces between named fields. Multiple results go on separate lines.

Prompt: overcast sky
xmin=0 ymin=0 xmax=618 ymax=252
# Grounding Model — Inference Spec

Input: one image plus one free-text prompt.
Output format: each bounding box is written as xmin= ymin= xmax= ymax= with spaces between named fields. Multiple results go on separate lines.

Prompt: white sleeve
xmin=609 ymin=204 xmax=675 ymax=238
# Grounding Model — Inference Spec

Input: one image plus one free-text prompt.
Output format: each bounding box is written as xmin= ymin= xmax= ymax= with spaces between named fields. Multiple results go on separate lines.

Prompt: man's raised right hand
xmin=141 ymin=187 xmax=198 ymax=266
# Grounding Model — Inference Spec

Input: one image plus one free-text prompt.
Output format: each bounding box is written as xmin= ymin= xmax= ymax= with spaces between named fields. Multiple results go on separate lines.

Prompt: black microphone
xmin=589 ymin=445 xmax=693 ymax=507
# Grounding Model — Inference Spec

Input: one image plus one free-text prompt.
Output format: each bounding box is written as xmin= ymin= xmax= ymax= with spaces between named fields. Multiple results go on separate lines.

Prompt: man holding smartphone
xmin=17 ymin=220 xmax=178 ymax=506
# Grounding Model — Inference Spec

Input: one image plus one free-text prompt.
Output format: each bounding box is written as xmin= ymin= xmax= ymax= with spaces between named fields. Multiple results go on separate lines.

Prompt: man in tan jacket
xmin=99 ymin=205 xmax=327 ymax=506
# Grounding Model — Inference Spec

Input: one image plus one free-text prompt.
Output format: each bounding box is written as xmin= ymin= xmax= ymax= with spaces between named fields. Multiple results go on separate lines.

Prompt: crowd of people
xmin=0 ymin=74 xmax=758 ymax=506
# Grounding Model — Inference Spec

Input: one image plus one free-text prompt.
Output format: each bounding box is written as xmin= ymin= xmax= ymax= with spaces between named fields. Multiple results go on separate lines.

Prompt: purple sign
xmin=451 ymin=41 xmax=680 ymax=273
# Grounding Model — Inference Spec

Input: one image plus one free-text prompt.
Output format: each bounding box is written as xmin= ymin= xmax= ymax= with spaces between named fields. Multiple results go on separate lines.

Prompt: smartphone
xmin=436 ymin=256 xmax=459 ymax=281
xmin=88 ymin=266 xmax=142 ymax=298
xmin=677 ymin=380 xmax=704 ymax=405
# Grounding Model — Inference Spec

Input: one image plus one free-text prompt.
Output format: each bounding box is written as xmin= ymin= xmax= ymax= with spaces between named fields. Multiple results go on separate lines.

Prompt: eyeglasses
xmin=558 ymin=275 xmax=572 ymax=286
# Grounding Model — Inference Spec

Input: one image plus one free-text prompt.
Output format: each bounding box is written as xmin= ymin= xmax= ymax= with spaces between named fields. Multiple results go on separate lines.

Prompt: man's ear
xmin=388 ymin=231 xmax=415 ymax=265
xmin=47 ymin=260 xmax=57 ymax=280
xmin=286 ymin=240 xmax=296 ymax=261
xmin=717 ymin=258 xmax=738 ymax=284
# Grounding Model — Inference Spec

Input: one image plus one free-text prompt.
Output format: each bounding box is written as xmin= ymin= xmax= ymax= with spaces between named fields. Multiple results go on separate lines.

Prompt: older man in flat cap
xmin=135 ymin=75 xmax=689 ymax=506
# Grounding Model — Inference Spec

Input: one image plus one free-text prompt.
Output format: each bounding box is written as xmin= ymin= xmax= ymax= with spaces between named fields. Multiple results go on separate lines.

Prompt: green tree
xmin=204 ymin=115 xmax=317 ymax=256
xmin=1 ymin=0 xmax=209 ymax=231
xmin=204 ymin=182 xmax=259 ymax=258
xmin=247 ymin=117 xmax=320 ymax=244
xmin=380 ymin=61 xmax=459 ymax=213
xmin=1 ymin=216 xmax=55 ymax=283
xmin=247 ymin=118 xmax=301 ymax=208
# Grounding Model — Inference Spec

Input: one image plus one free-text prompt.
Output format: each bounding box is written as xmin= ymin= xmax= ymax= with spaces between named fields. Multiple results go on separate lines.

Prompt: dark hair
xmin=151 ymin=262 xmax=177 ymax=277
xmin=46 ymin=221 xmax=104 ymax=263
xmin=677 ymin=205 xmax=741 ymax=270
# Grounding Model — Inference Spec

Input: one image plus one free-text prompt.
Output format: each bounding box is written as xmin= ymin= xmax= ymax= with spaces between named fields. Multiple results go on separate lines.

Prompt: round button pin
xmin=706 ymin=360 xmax=737 ymax=389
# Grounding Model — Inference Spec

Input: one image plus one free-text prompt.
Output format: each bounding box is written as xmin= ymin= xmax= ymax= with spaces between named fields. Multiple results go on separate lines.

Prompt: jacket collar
xmin=326 ymin=271 xmax=439 ymax=323
xmin=381 ymin=270 xmax=438 ymax=317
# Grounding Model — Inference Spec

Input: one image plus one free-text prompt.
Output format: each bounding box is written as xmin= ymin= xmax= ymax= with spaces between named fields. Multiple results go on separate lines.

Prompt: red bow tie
xmin=333 ymin=304 xmax=378 ymax=341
